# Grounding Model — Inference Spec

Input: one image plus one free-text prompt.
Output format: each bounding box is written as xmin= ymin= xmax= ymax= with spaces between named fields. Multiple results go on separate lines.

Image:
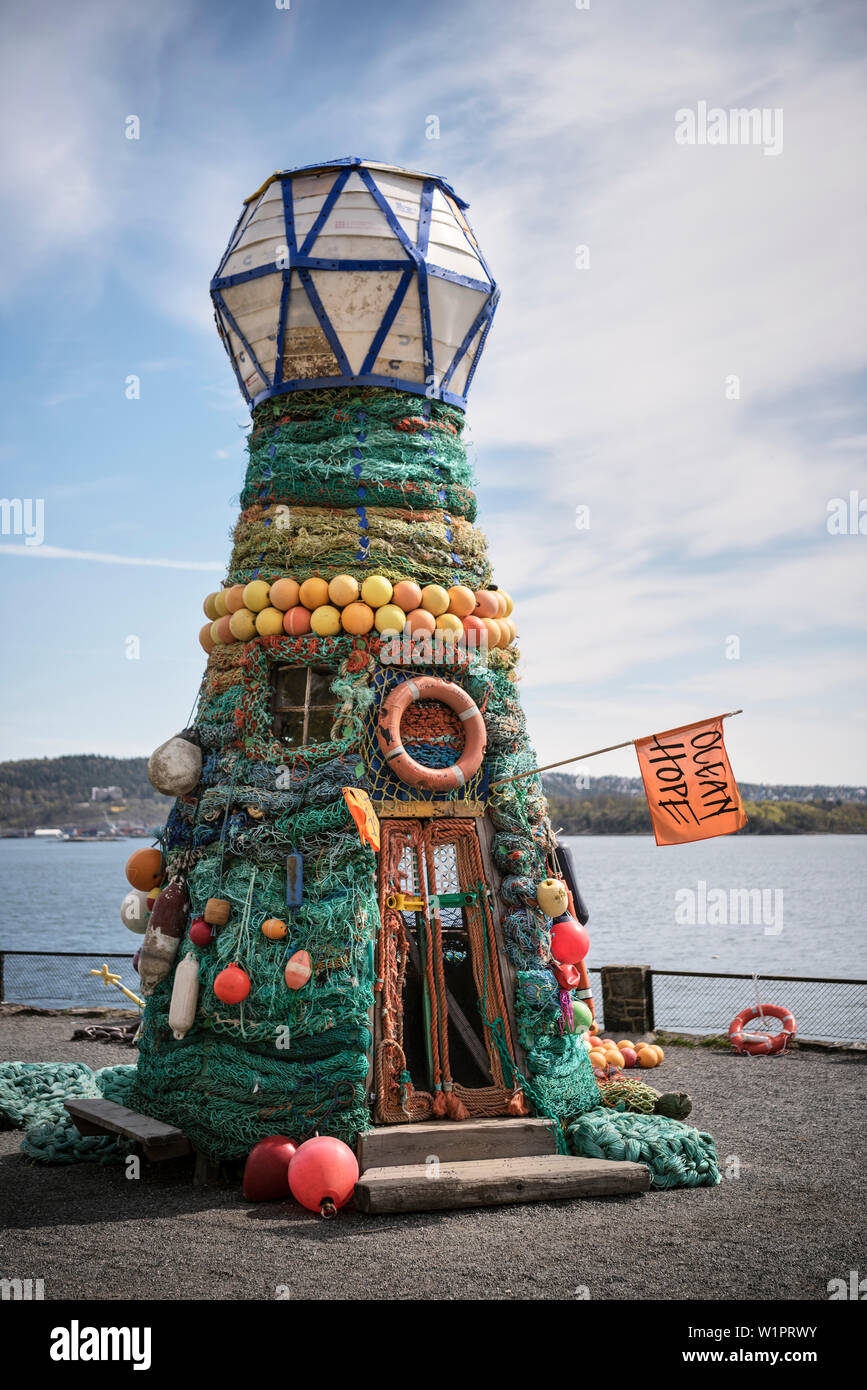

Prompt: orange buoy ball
xmin=420 ymin=583 xmax=449 ymax=616
xmin=504 ymin=617 xmax=517 ymax=644
xmin=215 ymin=615 xmax=236 ymax=644
xmin=374 ymin=603 xmax=406 ymax=634
xmin=447 ymin=585 xmax=476 ymax=618
xmin=406 ymin=607 xmax=436 ymax=634
xmin=605 ymin=1047 xmax=626 ymax=1068
xmin=256 ymin=606 xmax=285 ymax=637
xmin=493 ymin=590 xmax=508 ymax=617
xmin=328 ymin=574 xmax=359 ymax=607
xmin=243 ymin=579 xmax=271 ymax=612
xmin=482 ymin=617 xmax=503 ymax=648
xmin=269 ymin=577 xmax=300 ymax=611
xmin=588 ymin=1049 xmax=607 ymax=1068
xmin=283 ymin=606 xmax=312 ymax=636
xmin=474 ymin=589 xmax=499 ymax=619
xmin=298 ymin=576 xmax=329 ymax=609
xmin=462 ymin=614 xmax=486 ymax=644
xmin=435 ymin=612 xmax=464 ymax=637
xmin=229 ymin=608 xmax=257 ymax=641
xmin=203 ymin=592 xmax=220 ymax=621
xmin=617 ymin=1041 xmax=635 ymax=1052
xmin=199 ymin=623 xmax=216 ymax=654
xmin=261 ymin=917 xmax=287 ymax=940
xmin=500 ymin=590 xmax=514 ymax=617
xmin=311 ymin=604 xmax=342 ymax=637
xmin=209 ymin=620 xmax=224 ymax=645
xmin=392 ymin=579 xmax=422 ymax=612
xmin=125 ymin=847 xmax=164 ymax=892
xmin=340 ymin=601 xmax=375 ymax=635
xmin=213 ymin=590 xmax=229 ymax=617
xmin=361 ymin=574 xmax=393 ymax=608
xmin=213 ymin=963 xmax=251 ymax=1004
xmin=652 ymin=1045 xmax=665 ymax=1062
xmin=636 ymin=1046 xmax=659 ymax=1068
xmin=224 ymin=584 xmax=247 ymax=614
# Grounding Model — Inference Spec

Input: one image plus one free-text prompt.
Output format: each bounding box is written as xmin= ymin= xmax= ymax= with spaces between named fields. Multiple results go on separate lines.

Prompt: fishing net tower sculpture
xmin=130 ymin=158 xmax=608 ymax=1157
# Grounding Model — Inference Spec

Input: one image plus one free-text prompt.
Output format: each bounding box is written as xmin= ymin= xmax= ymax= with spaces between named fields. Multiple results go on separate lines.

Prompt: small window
xmin=271 ymin=665 xmax=337 ymax=746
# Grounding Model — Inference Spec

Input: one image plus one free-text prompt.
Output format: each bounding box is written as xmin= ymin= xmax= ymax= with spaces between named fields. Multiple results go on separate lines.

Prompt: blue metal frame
xmin=210 ymin=159 xmax=498 ymax=411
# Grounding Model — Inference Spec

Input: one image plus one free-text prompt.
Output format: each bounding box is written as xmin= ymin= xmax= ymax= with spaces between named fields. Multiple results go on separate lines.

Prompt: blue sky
xmin=0 ymin=0 xmax=865 ymax=784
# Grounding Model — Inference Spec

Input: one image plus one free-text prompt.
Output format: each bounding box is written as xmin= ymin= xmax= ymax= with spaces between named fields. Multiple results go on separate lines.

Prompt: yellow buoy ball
xmin=361 ymin=574 xmax=393 ymax=608
xmin=341 ymin=601 xmax=375 ymax=635
xmin=310 ymin=604 xmax=342 ymax=637
xmin=504 ymin=617 xmax=517 ymax=643
xmin=447 ymin=585 xmax=476 ymax=618
xmin=210 ymin=619 xmax=224 ymax=645
xmin=299 ymin=576 xmax=330 ymax=610
xmin=243 ymin=579 xmax=271 ymax=612
xmin=500 ymin=590 xmax=514 ymax=617
xmin=224 ymin=584 xmax=247 ymax=614
xmin=199 ymin=623 xmax=216 ymax=653
xmin=202 ymin=592 xmax=220 ymax=621
xmin=228 ymin=608 xmax=257 ymax=642
xmin=269 ymin=577 xmax=300 ymax=611
xmin=374 ymin=603 xmax=406 ymax=634
xmin=328 ymin=574 xmax=359 ymax=607
xmin=435 ymin=612 xmax=464 ymax=637
xmin=392 ymin=579 xmax=422 ymax=612
xmin=493 ymin=590 xmax=508 ymax=618
xmin=255 ymin=606 xmax=285 ymax=637
xmin=213 ymin=590 xmax=229 ymax=617
xmin=215 ymin=615 xmax=236 ymax=644
xmin=420 ymin=584 xmax=449 ymax=616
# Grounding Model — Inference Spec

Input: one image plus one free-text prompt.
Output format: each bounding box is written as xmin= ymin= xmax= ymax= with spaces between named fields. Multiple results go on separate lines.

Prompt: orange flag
xmin=634 ymin=717 xmax=747 ymax=847
xmin=342 ymin=787 xmax=381 ymax=851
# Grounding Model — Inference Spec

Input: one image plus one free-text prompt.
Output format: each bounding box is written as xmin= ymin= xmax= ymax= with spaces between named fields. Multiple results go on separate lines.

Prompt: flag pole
xmin=489 ymin=710 xmax=743 ymax=791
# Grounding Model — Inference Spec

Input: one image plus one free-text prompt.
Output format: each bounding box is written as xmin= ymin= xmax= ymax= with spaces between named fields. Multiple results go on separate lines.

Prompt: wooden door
xmin=374 ymin=817 xmax=526 ymax=1123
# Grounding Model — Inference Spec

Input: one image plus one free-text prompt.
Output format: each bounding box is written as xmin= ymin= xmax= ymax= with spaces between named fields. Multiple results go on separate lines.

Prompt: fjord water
xmin=0 ymin=834 xmax=864 ymax=976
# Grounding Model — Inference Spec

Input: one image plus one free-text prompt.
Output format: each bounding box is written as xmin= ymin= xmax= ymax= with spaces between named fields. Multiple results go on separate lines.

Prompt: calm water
xmin=0 ymin=834 xmax=864 ymax=976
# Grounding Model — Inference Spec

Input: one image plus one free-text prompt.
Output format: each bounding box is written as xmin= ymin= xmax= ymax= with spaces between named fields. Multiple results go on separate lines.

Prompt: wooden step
xmin=354 ymin=1154 xmax=650 ymax=1214
xmin=357 ymin=1117 xmax=557 ymax=1172
xmin=64 ymin=1099 xmax=192 ymax=1161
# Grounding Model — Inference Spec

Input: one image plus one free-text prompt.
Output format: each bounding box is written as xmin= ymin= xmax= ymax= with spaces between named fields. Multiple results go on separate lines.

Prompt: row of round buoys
xmin=587 ymin=1031 xmax=665 ymax=1080
xmin=199 ymin=575 xmax=517 ymax=653
xmin=242 ymin=1133 xmax=359 ymax=1217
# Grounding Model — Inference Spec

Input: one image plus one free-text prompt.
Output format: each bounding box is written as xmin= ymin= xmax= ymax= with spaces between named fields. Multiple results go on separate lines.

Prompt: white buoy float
xmin=120 ymin=889 xmax=150 ymax=935
xmin=147 ymin=732 xmax=202 ymax=796
xmin=168 ymin=954 xmax=200 ymax=1040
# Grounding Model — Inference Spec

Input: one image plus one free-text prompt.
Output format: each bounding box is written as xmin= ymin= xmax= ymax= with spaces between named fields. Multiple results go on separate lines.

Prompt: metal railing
xmin=0 ymin=951 xmax=864 ymax=1044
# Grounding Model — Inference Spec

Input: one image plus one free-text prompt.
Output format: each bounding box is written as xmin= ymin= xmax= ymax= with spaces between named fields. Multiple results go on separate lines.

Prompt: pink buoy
xmin=288 ymin=1136 xmax=359 ymax=1218
xmin=242 ymin=1135 xmax=298 ymax=1201
xmin=284 ymin=949 xmax=312 ymax=991
xmin=550 ymin=914 xmax=590 ymax=965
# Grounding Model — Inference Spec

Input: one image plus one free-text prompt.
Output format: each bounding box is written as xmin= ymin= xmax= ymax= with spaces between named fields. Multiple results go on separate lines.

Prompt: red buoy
xmin=242 ymin=1135 xmax=298 ymax=1201
xmin=213 ymin=963 xmax=250 ymax=1004
xmin=288 ymin=1136 xmax=359 ymax=1218
xmin=550 ymin=914 xmax=590 ymax=965
xmin=189 ymin=918 xmax=214 ymax=947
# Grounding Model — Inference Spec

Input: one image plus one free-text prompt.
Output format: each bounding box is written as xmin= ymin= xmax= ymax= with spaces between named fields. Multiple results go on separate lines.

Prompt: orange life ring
xmin=729 ymin=1003 xmax=796 ymax=1055
xmin=376 ymin=675 xmax=486 ymax=792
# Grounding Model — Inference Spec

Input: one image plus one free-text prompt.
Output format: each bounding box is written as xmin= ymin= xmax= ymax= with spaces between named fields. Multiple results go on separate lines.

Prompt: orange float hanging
xmin=376 ymin=675 xmax=486 ymax=792
xmin=729 ymin=1003 xmax=796 ymax=1055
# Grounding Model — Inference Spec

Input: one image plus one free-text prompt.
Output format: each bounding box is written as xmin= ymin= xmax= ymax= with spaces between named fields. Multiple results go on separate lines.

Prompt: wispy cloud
xmin=0 ymin=545 xmax=222 ymax=571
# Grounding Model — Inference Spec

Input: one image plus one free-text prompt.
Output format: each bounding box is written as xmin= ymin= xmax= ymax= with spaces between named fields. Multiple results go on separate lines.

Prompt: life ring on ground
xmin=376 ymin=675 xmax=486 ymax=792
xmin=729 ymin=1003 xmax=796 ymax=1055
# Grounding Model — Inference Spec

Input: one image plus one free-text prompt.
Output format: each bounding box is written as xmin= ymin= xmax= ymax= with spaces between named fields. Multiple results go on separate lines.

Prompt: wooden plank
xmin=354 ymin=1154 xmax=651 ymax=1214
xmin=376 ymin=800 xmax=484 ymax=819
xmin=358 ymin=1116 xmax=558 ymax=1171
xmin=64 ymin=1099 xmax=190 ymax=1151
xmin=475 ymin=814 xmax=527 ymax=1078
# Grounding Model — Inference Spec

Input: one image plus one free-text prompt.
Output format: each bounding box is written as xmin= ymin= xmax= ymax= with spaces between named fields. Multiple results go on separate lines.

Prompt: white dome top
xmin=211 ymin=158 xmax=498 ymax=410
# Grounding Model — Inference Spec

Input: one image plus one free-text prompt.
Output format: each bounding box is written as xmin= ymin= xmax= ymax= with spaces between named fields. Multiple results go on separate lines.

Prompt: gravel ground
xmin=1 ymin=1009 xmax=864 ymax=1302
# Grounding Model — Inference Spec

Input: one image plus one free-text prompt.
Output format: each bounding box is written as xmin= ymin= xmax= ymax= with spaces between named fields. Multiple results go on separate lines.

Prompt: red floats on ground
xmin=243 ymin=1135 xmax=299 ymax=1201
xmin=288 ymin=1136 xmax=359 ymax=1218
